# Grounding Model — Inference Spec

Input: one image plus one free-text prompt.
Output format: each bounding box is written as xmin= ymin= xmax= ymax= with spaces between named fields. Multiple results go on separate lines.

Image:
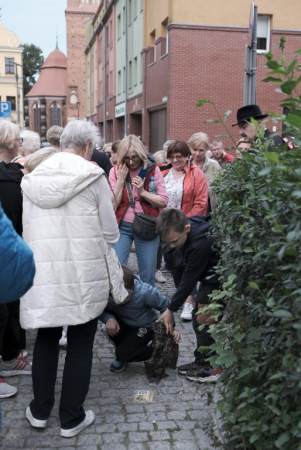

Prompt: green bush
xmin=203 ymin=46 xmax=301 ymax=449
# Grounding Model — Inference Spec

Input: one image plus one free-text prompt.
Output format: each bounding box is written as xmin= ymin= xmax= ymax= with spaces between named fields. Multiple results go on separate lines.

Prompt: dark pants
xmin=30 ymin=317 xmax=98 ymax=430
xmin=0 ymin=300 xmax=25 ymax=361
xmin=109 ymin=320 xmax=154 ymax=363
xmin=193 ymin=283 xmax=220 ymax=364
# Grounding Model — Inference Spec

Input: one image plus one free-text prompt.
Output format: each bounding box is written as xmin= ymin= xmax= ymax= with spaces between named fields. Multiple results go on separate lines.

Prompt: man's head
xmin=232 ymin=104 xmax=268 ymax=142
xmin=210 ymin=140 xmax=225 ymax=160
xmin=60 ymin=120 xmax=101 ymax=160
xmin=156 ymin=209 xmax=190 ymax=249
xmin=46 ymin=126 xmax=63 ymax=148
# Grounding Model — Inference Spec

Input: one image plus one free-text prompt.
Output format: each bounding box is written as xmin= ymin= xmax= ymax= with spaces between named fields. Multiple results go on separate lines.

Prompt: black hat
xmin=232 ymin=104 xmax=268 ymax=127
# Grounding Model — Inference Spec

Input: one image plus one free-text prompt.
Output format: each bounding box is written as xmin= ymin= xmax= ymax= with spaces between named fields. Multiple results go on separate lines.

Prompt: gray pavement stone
xmin=0 ymin=252 xmax=220 ymax=449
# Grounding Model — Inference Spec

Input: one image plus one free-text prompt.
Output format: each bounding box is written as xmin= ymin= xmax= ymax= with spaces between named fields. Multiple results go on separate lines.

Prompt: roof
xmin=26 ymin=49 xmax=67 ymax=97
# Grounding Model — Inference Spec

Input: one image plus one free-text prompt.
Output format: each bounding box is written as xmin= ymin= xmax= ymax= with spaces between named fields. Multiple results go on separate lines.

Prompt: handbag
xmin=125 ymin=180 xmax=158 ymax=241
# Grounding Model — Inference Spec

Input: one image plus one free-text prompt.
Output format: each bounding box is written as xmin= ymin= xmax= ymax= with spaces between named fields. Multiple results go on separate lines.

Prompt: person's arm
xmin=143 ymin=283 xmax=170 ymax=314
xmin=0 ymin=203 xmax=35 ymax=303
xmin=186 ymin=169 xmax=208 ymax=217
xmin=132 ymin=166 xmax=168 ymax=208
xmin=109 ymin=165 xmax=128 ymax=211
xmin=89 ymin=175 xmax=119 ymax=245
xmin=99 ymin=309 xmax=116 ymax=324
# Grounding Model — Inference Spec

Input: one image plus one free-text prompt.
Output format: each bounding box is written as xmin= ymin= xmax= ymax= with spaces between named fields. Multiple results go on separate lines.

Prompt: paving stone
xmin=156 ymin=420 xmax=179 ymax=431
xmin=102 ymin=432 xmax=126 ymax=443
xmin=128 ymin=431 xmax=149 ymax=442
xmin=166 ymin=410 xmax=188 ymax=421
xmin=171 ymin=429 xmax=195 ymax=440
xmin=117 ymin=422 xmax=138 ymax=432
xmin=147 ymin=442 xmax=172 ymax=450
xmin=172 ymin=442 xmax=199 ymax=450
xmin=149 ymin=430 xmax=171 ymax=441
xmin=138 ymin=422 xmax=155 ymax=431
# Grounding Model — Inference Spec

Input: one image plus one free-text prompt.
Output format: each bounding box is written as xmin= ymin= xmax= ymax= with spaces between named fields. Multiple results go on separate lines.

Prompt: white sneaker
xmin=180 ymin=303 xmax=194 ymax=320
xmin=0 ymin=357 xmax=32 ymax=376
xmin=59 ymin=326 xmax=68 ymax=347
xmin=26 ymin=406 xmax=48 ymax=428
xmin=155 ymin=270 xmax=167 ymax=283
xmin=61 ymin=410 xmax=95 ymax=438
xmin=0 ymin=378 xmax=18 ymax=398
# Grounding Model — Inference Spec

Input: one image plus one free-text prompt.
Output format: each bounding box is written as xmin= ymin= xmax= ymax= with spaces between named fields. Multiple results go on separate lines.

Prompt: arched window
xmin=50 ymin=102 xmax=61 ymax=126
xmin=33 ymin=102 xmax=40 ymax=133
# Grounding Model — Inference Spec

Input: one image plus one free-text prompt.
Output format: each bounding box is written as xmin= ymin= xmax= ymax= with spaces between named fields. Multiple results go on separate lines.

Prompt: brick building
xmin=74 ymin=0 xmax=301 ymax=151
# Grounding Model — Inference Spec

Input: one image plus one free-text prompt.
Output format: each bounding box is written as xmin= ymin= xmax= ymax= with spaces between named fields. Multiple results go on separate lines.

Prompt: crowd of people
xmin=0 ymin=104 xmax=284 ymax=437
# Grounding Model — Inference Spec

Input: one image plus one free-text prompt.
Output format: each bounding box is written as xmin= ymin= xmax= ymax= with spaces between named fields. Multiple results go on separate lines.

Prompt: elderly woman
xmin=13 ymin=130 xmax=41 ymax=165
xmin=109 ymin=135 xmax=168 ymax=287
xmin=46 ymin=125 xmax=63 ymax=149
xmin=187 ymin=132 xmax=221 ymax=212
xmin=160 ymin=140 xmax=208 ymax=320
xmin=0 ymin=121 xmax=32 ymax=399
xmin=21 ymin=121 xmax=119 ymax=437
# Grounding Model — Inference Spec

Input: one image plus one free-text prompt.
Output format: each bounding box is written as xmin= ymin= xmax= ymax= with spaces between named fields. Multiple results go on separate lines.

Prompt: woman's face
xmin=104 ymin=145 xmax=112 ymax=159
xmin=123 ymin=147 xmax=142 ymax=170
xmin=190 ymin=145 xmax=207 ymax=164
xmin=169 ymin=152 xmax=188 ymax=171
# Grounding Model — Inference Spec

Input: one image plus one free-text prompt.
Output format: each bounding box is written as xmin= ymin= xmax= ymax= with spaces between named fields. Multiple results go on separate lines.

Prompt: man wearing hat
xmin=233 ymin=104 xmax=284 ymax=148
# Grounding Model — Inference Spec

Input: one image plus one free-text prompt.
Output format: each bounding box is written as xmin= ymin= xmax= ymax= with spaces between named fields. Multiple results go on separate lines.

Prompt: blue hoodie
xmin=99 ymin=276 xmax=169 ymax=328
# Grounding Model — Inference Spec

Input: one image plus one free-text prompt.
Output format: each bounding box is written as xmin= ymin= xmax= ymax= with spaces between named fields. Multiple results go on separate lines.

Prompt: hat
xmin=232 ymin=104 xmax=268 ymax=127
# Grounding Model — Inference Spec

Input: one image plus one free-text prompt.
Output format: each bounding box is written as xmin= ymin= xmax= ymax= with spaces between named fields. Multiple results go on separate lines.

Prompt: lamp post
xmin=14 ymin=62 xmax=23 ymax=125
xmin=76 ymin=100 xmax=80 ymax=119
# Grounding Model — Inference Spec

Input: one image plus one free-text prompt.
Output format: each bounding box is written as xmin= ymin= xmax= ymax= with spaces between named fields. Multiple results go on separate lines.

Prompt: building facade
xmin=0 ymin=20 xmax=23 ymax=126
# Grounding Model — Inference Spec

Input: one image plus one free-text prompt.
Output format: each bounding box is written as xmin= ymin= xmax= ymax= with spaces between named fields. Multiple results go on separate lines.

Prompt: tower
xmin=65 ymin=0 xmax=100 ymax=120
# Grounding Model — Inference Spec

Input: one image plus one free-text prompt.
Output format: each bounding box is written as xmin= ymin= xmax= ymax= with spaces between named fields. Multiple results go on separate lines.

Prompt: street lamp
xmin=14 ymin=62 xmax=23 ymax=125
xmin=76 ymin=100 xmax=80 ymax=119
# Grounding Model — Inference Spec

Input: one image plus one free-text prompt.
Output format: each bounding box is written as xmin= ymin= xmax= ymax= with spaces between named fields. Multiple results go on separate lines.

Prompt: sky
xmin=1 ymin=0 xmax=67 ymax=59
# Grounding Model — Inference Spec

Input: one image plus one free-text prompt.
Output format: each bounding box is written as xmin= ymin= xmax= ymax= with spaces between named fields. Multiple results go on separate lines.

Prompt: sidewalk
xmin=0 ymin=253 xmax=220 ymax=449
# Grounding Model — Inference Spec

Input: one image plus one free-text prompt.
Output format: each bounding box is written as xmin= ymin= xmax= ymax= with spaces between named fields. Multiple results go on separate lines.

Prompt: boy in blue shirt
xmin=99 ymin=266 xmax=180 ymax=372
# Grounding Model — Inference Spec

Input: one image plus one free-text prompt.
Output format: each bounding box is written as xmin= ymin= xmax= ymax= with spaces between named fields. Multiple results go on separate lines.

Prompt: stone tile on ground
xmin=0 ymin=252 xmax=219 ymax=449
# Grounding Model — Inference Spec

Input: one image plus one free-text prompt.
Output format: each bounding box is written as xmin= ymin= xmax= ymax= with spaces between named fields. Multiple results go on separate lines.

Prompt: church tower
xmin=65 ymin=0 xmax=100 ymax=120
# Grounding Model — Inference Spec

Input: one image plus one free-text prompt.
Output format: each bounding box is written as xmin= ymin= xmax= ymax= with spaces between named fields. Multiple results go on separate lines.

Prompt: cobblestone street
xmin=0 ymin=254 xmax=219 ymax=450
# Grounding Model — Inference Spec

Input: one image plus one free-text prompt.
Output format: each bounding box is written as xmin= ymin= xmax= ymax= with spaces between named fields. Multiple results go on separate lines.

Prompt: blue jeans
xmin=113 ymin=221 xmax=159 ymax=287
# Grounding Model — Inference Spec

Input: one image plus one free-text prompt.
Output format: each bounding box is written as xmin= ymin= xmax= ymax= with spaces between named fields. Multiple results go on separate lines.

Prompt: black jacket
xmin=91 ymin=150 xmax=112 ymax=175
xmin=264 ymin=129 xmax=284 ymax=148
xmin=168 ymin=215 xmax=219 ymax=313
xmin=0 ymin=161 xmax=23 ymax=236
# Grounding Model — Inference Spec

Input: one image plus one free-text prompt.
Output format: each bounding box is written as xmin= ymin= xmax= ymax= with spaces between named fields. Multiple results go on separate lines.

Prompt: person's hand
xmin=116 ymin=164 xmax=129 ymax=183
xmin=157 ymin=309 xmax=174 ymax=333
xmin=105 ymin=318 xmax=120 ymax=337
xmin=171 ymin=330 xmax=181 ymax=344
xmin=132 ymin=176 xmax=145 ymax=195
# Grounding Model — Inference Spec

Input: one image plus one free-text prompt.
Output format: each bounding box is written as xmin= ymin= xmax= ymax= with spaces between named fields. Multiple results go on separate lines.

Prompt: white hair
xmin=163 ymin=140 xmax=174 ymax=151
xmin=60 ymin=120 xmax=101 ymax=152
xmin=0 ymin=121 xmax=20 ymax=152
xmin=20 ymin=130 xmax=41 ymax=156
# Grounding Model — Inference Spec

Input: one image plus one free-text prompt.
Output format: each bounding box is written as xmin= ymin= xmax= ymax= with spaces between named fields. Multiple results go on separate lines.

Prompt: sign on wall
xmin=0 ymin=102 xmax=11 ymax=120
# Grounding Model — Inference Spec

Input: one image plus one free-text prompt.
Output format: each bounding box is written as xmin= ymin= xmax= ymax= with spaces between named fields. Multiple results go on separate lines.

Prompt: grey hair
xmin=46 ymin=125 xmax=63 ymax=147
xmin=163 ymin=140 xmax=174 ymax=151
xmin=24 ymin=147 xmax=58 ymax=173
xmin=0 ymin=121 xmax=20 ymax=152
xmin=210 ymin=140 xmax=224 ymax=149
xmin=20 ymin=130 xmax=41 ymax=156
xmin=60 ymin=120 xmax=101 ymax=152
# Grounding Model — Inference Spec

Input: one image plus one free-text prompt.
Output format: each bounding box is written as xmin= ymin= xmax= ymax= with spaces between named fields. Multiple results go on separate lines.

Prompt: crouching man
xmin=156 ymin=209 xmax=222 ymax=383
xmin=99 ymin=265 xmax=180 ymax=373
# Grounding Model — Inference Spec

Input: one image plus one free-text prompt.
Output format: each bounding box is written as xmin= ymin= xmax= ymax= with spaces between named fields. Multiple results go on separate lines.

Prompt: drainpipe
xmin=124 ymin=0 xmax=128 ymax=137
xmin=103 ymin=20 xmax=106 ymax=142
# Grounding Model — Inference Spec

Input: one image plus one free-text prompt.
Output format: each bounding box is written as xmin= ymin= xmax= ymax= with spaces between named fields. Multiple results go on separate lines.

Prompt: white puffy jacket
xmin=20 ymin=152 xmax=119 ymax=330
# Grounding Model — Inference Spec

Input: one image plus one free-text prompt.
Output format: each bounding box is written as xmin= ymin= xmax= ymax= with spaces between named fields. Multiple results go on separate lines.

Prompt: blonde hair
xmin=20 ymin=130 xmax=41 ymax=156
xmin=0 ymin=121 xmax=20 ymax=152
xmin=187 ymin=132 xmax=210 ymax=151
xmin=154 ymin=150 xmax=167 ymax=164
xmin=117 ymin=135 xmax=147 ymax=168
xmin=24 ymin=148 xmax=58 ymax=173
xmin=103 ymin=142 xmax=113 ymax=153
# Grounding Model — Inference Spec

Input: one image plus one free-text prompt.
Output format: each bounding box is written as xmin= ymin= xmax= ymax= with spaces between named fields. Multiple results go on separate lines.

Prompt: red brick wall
xmin=167 ymin=24 xmax=301 ymax=149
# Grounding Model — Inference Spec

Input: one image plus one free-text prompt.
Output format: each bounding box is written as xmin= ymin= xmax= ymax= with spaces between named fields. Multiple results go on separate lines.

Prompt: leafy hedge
xmin=203 ymin=47 xmax=301 ymax=450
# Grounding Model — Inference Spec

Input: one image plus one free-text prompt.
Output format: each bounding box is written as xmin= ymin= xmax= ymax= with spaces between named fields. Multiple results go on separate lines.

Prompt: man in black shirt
xmin=156 ymin=209 xmax=222 ymax=383
xmin=91 ymin=149 xmax=112 ymax=175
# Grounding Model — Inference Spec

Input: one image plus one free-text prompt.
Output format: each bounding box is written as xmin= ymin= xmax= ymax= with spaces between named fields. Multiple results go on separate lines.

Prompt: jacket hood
xmin=0 ymin=161 xmax=23 ymax=184
xmin=21 ymin=152 xmax=104 ymax=209
xmin=187 ymin=215 xmax=211 ymax=241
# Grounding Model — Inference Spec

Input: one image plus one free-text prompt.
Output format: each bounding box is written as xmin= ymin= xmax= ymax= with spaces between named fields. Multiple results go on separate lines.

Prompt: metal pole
xmin=124 ymin=0 xmax=128 ymax=137
xmin=15 ymin=64 xmax=20 ymax=125
xmin=251 ymin=5 xmax=257 ymax=104
xmin=103 ymin=21 xmax=106 ymax=142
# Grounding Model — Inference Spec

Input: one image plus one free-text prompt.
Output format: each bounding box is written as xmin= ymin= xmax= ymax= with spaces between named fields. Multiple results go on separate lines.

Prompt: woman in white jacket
xmin=21 ymin=121 xmax=119 ymax=438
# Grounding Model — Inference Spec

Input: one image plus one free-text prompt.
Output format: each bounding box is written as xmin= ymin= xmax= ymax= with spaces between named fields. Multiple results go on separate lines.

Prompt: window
xmin=161 ymin=18 xmax=168 ymax=56
xmin=33 ymin=103 xmax=40 ymax=133
xmin=5 ymin=58 xmax=14 ymax=74
xmin=6 ymin=96 xmax=16 ymax=110
xmin=50 ymin=102 xmax=61 ymax=126
xmin=257 ymin=16 xmax=270 ymax=53
xmin=134 ymin=57 xmax=137 ymax=86
xmin=118 ymin=70 xmax=122 ymax=95
xmin=149 ymin=30 xmax=156 ymax=64
xmin=117 ymin=14 xmax=121 ymax=39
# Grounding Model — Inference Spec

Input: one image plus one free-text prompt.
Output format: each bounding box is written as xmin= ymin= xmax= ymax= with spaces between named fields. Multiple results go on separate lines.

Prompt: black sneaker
xmin=178 ymin=361 xmax=203 ymax=375
xmin=186 ymin=365 xmax=222 ymax=383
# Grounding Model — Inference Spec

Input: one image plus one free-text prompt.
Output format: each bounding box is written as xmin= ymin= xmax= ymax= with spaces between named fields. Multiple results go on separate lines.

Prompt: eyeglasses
xmin=211 ymin=148 xmax=222 ymax=152
xmin=124 ymin=155 xmax=140 ymax=163
xmin=170 ymin=155 xmax=186 ymax=161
